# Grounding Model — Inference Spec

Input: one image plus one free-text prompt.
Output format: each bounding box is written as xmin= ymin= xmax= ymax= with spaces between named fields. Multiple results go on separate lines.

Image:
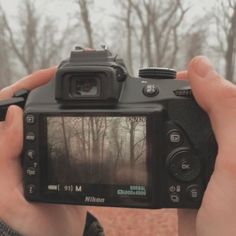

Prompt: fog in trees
xmin=47 ymin=116 xmax=147 ymax=185
xmin=0 ymin=0 xmax=235 ymax=88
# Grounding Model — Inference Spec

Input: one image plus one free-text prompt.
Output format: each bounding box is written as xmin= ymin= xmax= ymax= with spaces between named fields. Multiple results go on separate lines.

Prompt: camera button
xmin=26 ymin=114 xmax=35 ymax=124
xmin=26 ymin=150 xmax=36 ymax=161
xmin=186 ymin=185 xmax=202 ymax=202
xmin=25 ymin=132 xmax=36 ymax=142
xmin=168 ymin=130 xmax=183 ymax=147
xmin=174 ymin=86 xmax=193 ymax=98
xmin=143 ymin=84 xmax=159 ymax=97
xmin=27 ymin=184 xmax=36 ymax=195
xmin=168 ymin=150 xmax=201 ymax=182
xmin=26 ymin=167 xmax=37 ymax=177
xmin=169 ymin=193 xmax=180 ymax=203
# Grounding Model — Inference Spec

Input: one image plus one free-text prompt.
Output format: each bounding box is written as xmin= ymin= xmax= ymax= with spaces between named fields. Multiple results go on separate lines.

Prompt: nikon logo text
xmin=85 ymin=196 xmax=105 ymax=203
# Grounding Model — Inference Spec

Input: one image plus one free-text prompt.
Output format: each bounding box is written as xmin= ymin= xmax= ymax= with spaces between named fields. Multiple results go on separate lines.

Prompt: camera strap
xmin=83 ymin=212 xmax=105 ymax=236
xmin=0 ymin=89 xmax=29 ymax=121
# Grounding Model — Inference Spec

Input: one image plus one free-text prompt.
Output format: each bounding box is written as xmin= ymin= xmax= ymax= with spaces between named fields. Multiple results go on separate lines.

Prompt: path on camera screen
xmin=47 ymin=116 xmax=147 ymax=184
xmin=89 ymin=207 xmax=177 ymax=236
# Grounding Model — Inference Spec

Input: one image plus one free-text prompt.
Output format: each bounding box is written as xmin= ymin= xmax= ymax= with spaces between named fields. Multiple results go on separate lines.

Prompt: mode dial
xmin=139 ymin=67 xmax=176 ymax=80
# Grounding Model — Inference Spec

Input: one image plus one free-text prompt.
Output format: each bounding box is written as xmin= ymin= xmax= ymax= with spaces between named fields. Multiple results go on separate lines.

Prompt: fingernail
xmin=5 ymin=106 xmax=22 ymax=127
xmin=5 ymin=106 xmax=15 ymax=126
xmin=192 ymin=56 xmax=214 ymax=77
xmin=0 ymin=86 xmax=14 ymax=100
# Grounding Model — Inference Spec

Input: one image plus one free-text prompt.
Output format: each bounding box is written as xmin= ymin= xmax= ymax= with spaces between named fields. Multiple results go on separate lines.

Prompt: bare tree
xmin=0 ymin=1 xmax=37 ymax=74
xmin=0 ymin=18 xmax=13 ymax=88
xmin=225 ymin=2 xmax=236 ymax=81
xmin=213 ymin=0 xmax=236 ymax=81
xmin=115 ymin=0 xmax=189 ymax=71
xmin=0 ymin=0 xmax=72 ymax=75
xmin=129 ymin=0 xmax=153 ymax=66
xmin=184 ymin=30 xmax=206 ymax=63
xmin=112 ymin=1 xmax=134 ymax=74
xmin=76 ymin=0 xmax=94 ymax=48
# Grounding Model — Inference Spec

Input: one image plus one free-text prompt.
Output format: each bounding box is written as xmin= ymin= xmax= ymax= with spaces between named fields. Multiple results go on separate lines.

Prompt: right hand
xmin=178 ymin=56 xmax=236 ymax=236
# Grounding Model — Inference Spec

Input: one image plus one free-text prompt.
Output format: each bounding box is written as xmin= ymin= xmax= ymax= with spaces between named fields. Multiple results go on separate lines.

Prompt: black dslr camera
xmin=0 ymin=47 xmax=217 ymax=209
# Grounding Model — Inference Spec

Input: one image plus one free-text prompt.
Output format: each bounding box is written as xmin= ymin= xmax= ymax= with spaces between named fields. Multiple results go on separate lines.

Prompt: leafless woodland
xmin=0 ymin=0 xmax=235 ymax=88
xmin=47 ymin=116 xmax=146 ymax=184
xmin=1 ymin=1 xmax=235 ymax=234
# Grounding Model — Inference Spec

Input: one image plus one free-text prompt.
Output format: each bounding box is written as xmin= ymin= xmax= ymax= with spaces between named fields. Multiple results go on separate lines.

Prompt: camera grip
xmin=167 ymin=99 xmax=217 ymax=179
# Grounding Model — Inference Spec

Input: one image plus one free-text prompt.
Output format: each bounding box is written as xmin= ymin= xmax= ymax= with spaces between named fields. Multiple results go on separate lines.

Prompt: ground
xmin=88 ymin=207 xmax=178 ymax=236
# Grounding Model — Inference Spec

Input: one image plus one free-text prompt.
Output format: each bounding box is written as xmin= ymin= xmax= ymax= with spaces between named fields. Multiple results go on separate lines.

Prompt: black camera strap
xmin=0 ymin=89 xmax=29 ymax=121
xmin=83 ymin=212 xmax=105 ymax=236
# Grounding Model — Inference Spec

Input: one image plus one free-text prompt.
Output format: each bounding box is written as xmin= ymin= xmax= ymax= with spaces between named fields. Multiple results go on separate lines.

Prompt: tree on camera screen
xmin=47 ymin=116 xmax=147 ymax=185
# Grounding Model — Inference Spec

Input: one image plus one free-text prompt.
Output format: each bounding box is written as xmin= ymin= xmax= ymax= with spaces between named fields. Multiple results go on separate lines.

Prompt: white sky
xmin=0 ymin=0 xmax=219 ymax=45
xmin=0 ymin=0 xmax=223 ymax=73
xmin=0 ymin=0 xmax=218 ymax=22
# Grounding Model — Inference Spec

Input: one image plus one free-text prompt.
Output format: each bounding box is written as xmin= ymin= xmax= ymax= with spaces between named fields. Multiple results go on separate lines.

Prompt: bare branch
xmin=0 ymin=5 xmax=29 ymax=72
xmin=77 ymin=0 xmax=94 ymax=48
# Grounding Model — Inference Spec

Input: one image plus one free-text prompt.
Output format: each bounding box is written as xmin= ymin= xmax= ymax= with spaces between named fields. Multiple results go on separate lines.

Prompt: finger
xmin=187 ymin=56 xmax=236 ymax=149
xmin=187 ymin=56 xmax=234 ymax=113
xmin=0 ymin=66 xmax=57 ymax=100
xmin=0 ymin=105 xmax=23 ymax=161
xmin=178 ymin=209 xmax=197 ymax=236
xmin=0 ymin=105 xmax=23 ymax=188
xmin=177 ymin=71 xmax=188 ymax=80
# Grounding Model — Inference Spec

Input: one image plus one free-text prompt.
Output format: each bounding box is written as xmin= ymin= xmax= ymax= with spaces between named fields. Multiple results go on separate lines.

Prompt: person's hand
xmin=0 ymin=68 xmax=87 ymax=236
xmin=178 ymin=56 xmax=236 ymax=236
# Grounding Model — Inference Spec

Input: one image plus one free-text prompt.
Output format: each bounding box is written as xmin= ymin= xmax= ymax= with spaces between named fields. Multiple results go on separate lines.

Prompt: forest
xmin=1 ymin=1 xmax=235 ymax=234
xmin=0 ymin=0 xmax=235 ymax=89
xmin=47 ymin=116 xmax=147 ymax=185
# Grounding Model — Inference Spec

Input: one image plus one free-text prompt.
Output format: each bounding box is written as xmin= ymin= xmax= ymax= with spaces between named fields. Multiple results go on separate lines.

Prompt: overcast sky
xmin=0 ymin=0 xmax=217 ymax=22
xmin=0 ymin=0 xmax=224 ymax=74
xmin=0 ymin=0 xmax=218 ymax=45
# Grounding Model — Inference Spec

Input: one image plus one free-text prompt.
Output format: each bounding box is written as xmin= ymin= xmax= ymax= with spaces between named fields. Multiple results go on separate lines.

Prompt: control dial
xmin=167 ymin=148 xmax=201 ymax=182
xmin=139 ymin=67 xmax=176 ymax=80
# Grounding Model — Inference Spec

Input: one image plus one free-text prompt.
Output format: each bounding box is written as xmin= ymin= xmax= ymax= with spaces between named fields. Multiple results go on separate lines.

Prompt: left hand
xmin=0 ymin=67 xmax=87 ymax=236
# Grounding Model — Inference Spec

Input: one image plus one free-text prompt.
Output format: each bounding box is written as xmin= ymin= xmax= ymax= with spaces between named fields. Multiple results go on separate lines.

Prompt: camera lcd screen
xmin=46 ymin=116 xmax=147 ymax=186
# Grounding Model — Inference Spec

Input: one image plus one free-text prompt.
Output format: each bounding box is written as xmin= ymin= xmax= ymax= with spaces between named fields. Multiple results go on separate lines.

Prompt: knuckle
xmin=213 ymin=80 xmax=236 ymax=111
xmin=0 ymin=86 xmax=14 ymax=100
xmin=219 ymin=81 xmax=236 ymax=98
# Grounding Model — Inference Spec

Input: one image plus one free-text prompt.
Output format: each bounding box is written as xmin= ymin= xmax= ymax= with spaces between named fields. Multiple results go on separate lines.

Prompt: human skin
xmin=178 ymin=56 xmax=236 ymax=236
xmin=1 ymin=56 xmax=236 ymax=236
xmin=0 ymin=67 xmax=87 ymax=236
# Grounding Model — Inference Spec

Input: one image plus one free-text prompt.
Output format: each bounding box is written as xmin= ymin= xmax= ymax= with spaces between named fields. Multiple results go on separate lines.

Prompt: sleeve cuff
xmin=0 ymin=221 xmax=22 ymax=236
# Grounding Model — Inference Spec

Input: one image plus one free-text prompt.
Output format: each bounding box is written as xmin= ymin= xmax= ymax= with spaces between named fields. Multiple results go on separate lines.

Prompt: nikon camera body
xmin=22 ymin=48 xmax=217 ymax=209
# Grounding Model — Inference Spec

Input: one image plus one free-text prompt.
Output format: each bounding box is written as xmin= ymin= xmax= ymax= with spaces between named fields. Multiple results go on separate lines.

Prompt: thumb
xmin=0 ymin=105 xmax=23 ymax=163
xmin=188 ymin=56 xmax=236 ymax=153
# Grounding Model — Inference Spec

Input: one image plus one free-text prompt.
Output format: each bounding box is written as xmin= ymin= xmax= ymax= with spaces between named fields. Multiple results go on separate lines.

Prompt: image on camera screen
xmin=47 ymin=116 xmax=147 ymax=186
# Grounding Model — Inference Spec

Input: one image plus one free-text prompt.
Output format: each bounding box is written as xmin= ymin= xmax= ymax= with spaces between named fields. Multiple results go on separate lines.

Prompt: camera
xmin=14 ymin=47 xmax=217 ymax=209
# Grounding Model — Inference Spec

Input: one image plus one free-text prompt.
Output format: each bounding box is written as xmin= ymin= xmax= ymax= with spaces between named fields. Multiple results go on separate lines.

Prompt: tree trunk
xmin=78 ymin=0 xmax=94 ymax=48
xmin=225 ymin=4 xmax=236 ymax=81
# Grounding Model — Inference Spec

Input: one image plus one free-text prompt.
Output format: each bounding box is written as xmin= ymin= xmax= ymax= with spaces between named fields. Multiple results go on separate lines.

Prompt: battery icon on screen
xmin=48 ymin=185 xmax=59 ymax=191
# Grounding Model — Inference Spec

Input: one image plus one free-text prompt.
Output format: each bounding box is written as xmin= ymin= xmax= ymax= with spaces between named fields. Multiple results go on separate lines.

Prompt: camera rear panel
xmin=23 ymin=103 xmax=216 ymax=209
xmin=22 ymin=48 xmax=217 ymax=209
xmin=23 ymin=108 xmax=164 ymax=208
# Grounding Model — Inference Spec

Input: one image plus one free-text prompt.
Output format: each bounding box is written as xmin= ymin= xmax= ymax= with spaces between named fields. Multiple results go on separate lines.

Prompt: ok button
xmin=168 ymin=149 xmax=201 ymax=182
xmin=181 ymin=160 xmax=191 ymax=171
